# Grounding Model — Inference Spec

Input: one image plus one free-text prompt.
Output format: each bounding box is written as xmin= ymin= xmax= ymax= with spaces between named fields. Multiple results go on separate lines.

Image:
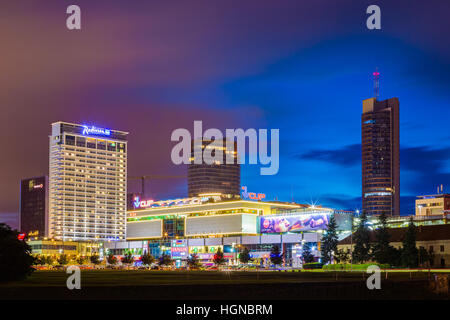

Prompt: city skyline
xmin=1 ymin=1 xmax=450 ymax=229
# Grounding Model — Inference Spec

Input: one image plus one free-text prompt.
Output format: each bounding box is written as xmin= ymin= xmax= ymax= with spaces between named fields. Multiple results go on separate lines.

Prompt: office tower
xmin=20 ymin=176 xmax=48 ymax=237
xmin=188 ymin=139 xmax=240 ymax=197
xmin=49 ymin=122 xmax=128 ymax=241
xmin=362 ymin=97 xmax=400 ymax=216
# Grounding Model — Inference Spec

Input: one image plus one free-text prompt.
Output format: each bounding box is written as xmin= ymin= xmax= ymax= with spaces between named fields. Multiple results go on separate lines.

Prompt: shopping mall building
xmin=104 ymin=194 xmax=353 ymax=267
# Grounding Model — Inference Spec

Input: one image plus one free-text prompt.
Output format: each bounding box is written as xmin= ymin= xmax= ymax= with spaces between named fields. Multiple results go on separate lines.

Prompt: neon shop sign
xmin=241 ymin=186 xmax=266 ymax=201
xmin=133 ymin=196 xmax=206 ymax=209
xmin=82 ymin=125 xmax=111 ymax=136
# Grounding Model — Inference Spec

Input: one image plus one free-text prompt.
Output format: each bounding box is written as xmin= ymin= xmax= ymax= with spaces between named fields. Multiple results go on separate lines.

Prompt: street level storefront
xmin=27 ymin=239 xmax=102 ymax=257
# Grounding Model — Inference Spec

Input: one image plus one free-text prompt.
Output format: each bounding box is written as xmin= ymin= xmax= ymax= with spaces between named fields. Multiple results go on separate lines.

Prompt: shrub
xmin=322 ymin=263 xmax=390 ymax=271
xmin=303 ymin=262 xmax=323 ymax=269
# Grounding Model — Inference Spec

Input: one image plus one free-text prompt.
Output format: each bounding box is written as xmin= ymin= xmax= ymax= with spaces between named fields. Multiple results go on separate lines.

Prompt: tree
xmin=140 ymin=252 xmax=155 ymax=266
xmin=270 ymin=245 xmax=283 ymax=265
xmin=418 ymin=247 xmax=430 ymax=268
xmin=334 ymin=249 xmax=349 ymax=264
xmin=428 ymin=248 xmax=435 ymax=267
xmin=301 ymin=242 xmax=315 ymax=263
xmin=372 ymin=213 xmax=394 ymax=264
xmin=106 ymin=253 xmax=117 ymax=266
xmin=321 ymin=215 xmax=338 ymax=264
xmin=401 ymin=217 xmax=418 ymax=268
xmin=45 ymin=255 xmax=55 ymax=266
xmin=213 ymin=248 xmax=226 ymax=266
xmin=33 ymin=255 xmax=46 ymax=265
xmin=122 ymin=252 xmax=134 ymax=265
xmin=239 ymin=247 xmax=251 ymax=264
xmin=76 ymin=256 xmax=86 ymax=265
xmin=89 ymin=254 xmax=100 ymax=265
xmin=352 ymin=211 xmax=371 ymax=263
xmin=158 ymin=254 xmax=173 ymax=266
xmin=57 ymin=254 xmax=68 ymax=265
xmin=187 ymin=253 xmax=200 ymax=269
xmin=0 ymin=223 xmax=35 ymax=281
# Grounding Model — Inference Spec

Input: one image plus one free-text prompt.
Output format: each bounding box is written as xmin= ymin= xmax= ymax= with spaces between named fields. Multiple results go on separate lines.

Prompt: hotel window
xmin=76 ymin=137 xmax=86 ymax=147
xmin=98 ymin=141 xmax=106 ymax=150
xmin=107 ymin=142 xmax=116 ymax=152
xmin=87 ymin=139 xmax=96 ymax=149
xmin=65 ymin=135 xmax=75 ymax=146
xmin=440 ymin=245 xmax=444 ymax=252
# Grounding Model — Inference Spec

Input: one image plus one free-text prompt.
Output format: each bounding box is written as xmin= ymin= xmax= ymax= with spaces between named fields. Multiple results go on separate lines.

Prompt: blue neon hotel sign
xmin=82 ymin=125 xmax=111 ymax=137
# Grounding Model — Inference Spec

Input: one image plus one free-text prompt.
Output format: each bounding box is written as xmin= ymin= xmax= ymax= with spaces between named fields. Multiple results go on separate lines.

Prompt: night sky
xmin=1 ymin=1 xmax=449 ymax=229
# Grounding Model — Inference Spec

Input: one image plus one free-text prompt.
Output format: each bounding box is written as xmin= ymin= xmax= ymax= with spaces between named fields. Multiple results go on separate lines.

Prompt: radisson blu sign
xmin=82 ymin=125 xmax=111 ymax=137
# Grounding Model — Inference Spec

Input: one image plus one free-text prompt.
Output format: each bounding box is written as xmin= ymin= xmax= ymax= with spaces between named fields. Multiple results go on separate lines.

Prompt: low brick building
xmin=338 ymin=224 xmax=450 ymax=267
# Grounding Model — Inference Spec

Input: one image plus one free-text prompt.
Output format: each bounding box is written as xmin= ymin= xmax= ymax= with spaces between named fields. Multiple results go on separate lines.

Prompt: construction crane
xmin=128 ymin=175 xmax=185 ymax=197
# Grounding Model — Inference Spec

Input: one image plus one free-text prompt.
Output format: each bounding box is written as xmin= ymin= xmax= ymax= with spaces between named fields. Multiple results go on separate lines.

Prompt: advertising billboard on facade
xmin=171 ymin=239 xmax=188 ymax=259
xmin=260 ymin=213 xmax=329 ymax=233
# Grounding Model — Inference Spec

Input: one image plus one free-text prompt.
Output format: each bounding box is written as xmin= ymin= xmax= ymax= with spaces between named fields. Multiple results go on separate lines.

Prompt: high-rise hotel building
xmin=361 ymin=97 xmax=400 ymax=216
xmin=49 ymin=122 xmax=128 ymax=241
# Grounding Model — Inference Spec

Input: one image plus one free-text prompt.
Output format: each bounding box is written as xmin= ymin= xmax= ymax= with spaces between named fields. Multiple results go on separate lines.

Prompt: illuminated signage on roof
xmin=241 ymin=186 xmax=266 ymax=201
xmin=82 ymin=125 xmax=111 ymax=137
xmin=133 ymin=196 xmax=208 ymax=209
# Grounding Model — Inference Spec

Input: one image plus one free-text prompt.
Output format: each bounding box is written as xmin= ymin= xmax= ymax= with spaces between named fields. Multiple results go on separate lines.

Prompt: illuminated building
xmin=361 ymin=97 xmax=400 ymax=215
xmin=105 ymin=196 xmax=353 ymax=267
xmin=26 ymin=239 xmax=101 ymax=257
xmin=48 ymin=122 xmax=128 ymax=241
xmin=20 ymin=176 xmax=48 ymax=237
xmin=188 ymin=139 xmax=240 ymax=197
xmin=416 ymin=194 xmax=450 ymax=217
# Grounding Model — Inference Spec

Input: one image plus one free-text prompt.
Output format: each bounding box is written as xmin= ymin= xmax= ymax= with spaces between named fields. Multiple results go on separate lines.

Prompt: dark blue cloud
xmin=298 ymin=144 xmax=361 ymax=166
xmin=296 ymin=144 xmax=450 ymax=213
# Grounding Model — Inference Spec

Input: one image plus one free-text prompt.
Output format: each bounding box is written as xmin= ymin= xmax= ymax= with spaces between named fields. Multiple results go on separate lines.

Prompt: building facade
xmin=188 ymin=139 xmax=240 ymax=197
xmin=20 ymin=176 xmax=48 ymax=237
xmin=338 ymin=224 xmax=450 ymax=267
xmin=27 ymin=239 xmax=101 ymax=257
xmin=416 ymin=194 xmax=450 ymax=217
xmin=361 ymin=97 xmax=400 ymax=216
xmin=105 ymin=196 xmax=353 ymax=267
xmin=48 ymin=122 xmax=128 ymax=241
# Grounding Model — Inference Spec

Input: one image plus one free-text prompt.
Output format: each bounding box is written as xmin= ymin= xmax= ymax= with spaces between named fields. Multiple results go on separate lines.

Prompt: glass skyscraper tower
xmin=361 ymin=97 xmax=400 ymax=216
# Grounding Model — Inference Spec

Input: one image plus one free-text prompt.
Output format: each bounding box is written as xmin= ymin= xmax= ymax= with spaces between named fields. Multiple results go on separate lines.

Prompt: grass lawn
xmin=0 ymin=269 xmax=446 ymax=287
xmin=0 ymin=269 xmax=447 ymax=299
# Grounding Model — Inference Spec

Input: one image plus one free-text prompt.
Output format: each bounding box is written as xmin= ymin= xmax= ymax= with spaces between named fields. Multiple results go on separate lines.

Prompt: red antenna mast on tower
xmin=373 ymin=68 xmax=380 ymax=99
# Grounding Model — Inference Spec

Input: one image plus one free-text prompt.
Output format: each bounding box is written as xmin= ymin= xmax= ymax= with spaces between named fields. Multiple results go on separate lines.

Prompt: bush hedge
xmin=303 ymin=262 xmax=323 ymax=269
xmin=322 ymin=263 xmax=390 ymax=271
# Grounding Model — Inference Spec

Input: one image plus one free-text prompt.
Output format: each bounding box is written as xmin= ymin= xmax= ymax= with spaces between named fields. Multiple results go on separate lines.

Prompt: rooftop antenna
xmin=373 ymin=68 xmax=380 ymax=99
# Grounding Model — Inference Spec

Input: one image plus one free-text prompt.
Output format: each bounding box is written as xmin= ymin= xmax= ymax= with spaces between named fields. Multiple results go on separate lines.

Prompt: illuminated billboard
xmin=259 ymin=213 xmax=329 ymax=233
xmin=171 ymin=239 xmax=188 ymax=259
